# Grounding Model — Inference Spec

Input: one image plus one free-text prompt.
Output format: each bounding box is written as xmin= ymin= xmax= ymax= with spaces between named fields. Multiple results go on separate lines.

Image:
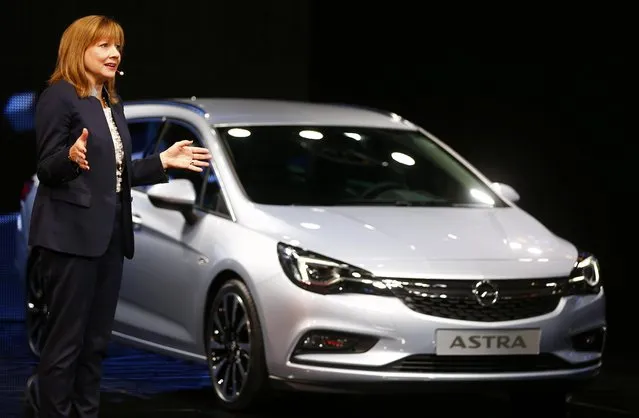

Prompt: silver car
xmin=23 ymin=97 xmax=606 ymax=410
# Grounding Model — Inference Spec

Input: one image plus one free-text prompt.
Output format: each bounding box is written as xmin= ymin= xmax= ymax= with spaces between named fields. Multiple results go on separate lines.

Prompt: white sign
xmin=436 ymin=329 xmax=541 ymax=356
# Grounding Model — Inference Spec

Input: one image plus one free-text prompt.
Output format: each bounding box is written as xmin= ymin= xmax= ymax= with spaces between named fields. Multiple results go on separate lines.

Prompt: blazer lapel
xmin=78 ymin=97 xmax=126 ymax=194
xmin=81 ymin=97 xmax=115 ymax=160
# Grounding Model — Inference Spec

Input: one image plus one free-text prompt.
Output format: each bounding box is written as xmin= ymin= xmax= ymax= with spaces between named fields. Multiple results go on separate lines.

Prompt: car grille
xmin=385 ymin=354 xmax=597 ymax=373
xmin=388 ymin=277 xmax=565 ymax=322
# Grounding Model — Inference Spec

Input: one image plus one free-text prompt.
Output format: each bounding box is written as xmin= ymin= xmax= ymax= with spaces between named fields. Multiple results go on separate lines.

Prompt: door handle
xmin=132 ymin=213 xmax=143 ymax=231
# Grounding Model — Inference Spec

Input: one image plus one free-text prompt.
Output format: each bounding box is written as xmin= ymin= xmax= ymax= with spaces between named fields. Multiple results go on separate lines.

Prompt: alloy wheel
xmin=208 ymin=291 xmax=252 ymax=403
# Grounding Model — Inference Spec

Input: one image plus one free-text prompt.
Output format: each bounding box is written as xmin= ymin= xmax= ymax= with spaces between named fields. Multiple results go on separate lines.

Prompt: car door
xmin=113 ymin=116 xmax=232 ymax=354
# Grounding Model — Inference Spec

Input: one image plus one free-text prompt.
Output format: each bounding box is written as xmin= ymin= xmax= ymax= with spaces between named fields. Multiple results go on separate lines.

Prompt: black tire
xmin=25 ymin=248 xmax=47 ymax=358
xmin=205 ymin=278 xmax=269 ymax=411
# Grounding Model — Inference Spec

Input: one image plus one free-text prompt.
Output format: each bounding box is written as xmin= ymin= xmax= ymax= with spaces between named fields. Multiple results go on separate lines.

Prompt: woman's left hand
xmin=160 ymin=140 xmax=212 ymax=172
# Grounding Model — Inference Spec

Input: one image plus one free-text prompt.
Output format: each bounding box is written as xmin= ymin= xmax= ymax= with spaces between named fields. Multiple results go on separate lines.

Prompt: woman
xmin=26 ymin=15 xmax=211 ymax=418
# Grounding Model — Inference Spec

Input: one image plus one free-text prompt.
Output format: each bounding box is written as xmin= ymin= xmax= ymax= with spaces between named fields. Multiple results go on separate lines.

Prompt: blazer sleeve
xmin=34 ymin=87 xmax=81 ymax=186
xmin=130 ymin=153 xmax=169 ymax=187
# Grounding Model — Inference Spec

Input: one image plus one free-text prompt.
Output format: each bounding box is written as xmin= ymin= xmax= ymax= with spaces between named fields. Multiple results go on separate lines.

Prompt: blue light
xmin=3 ymin=91 xmax=36 ymax=132
xmin=0 ymin=213 xmax=20 ymax=225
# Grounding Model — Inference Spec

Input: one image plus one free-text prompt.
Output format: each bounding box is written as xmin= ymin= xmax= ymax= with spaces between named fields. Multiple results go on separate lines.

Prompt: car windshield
xmin=218 ymin=125 xmax=507 ymax=207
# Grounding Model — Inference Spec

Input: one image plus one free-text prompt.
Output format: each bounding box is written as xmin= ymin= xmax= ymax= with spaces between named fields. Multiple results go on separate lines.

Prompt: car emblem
xmin=472 ymin=280 xmax=499 ymax=307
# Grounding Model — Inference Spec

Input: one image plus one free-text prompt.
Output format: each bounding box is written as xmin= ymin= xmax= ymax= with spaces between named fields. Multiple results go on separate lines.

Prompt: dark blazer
xmin=29 ymin=80 xmax=167 ymax=259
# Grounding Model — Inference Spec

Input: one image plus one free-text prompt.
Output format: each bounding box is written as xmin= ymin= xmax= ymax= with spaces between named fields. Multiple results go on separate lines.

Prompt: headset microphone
xmin=118 ymin=70 xmax=124 ymax=76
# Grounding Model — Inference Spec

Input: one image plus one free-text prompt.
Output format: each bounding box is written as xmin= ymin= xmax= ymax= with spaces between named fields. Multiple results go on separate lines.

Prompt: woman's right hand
xmin=68 ymin=128 xmax=90 ymax=170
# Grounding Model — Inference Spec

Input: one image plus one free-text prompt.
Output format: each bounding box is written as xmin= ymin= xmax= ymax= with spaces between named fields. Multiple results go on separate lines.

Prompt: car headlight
xmin=567 ymin=252 xmax=601 ymax=295
xmin=277 ymin=243 xmax=392 ymax=296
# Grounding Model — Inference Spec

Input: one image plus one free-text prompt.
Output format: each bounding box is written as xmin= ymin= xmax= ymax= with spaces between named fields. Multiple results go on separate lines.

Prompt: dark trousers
xmin=36 ymin=201 xmax=123 ymax=418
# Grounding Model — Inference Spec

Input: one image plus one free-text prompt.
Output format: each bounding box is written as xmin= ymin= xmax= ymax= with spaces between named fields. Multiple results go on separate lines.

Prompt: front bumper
xmin=269 ymin=363 xmax=601 ymax=394
xmin=257 ymin=274 xmax=606 ymax=386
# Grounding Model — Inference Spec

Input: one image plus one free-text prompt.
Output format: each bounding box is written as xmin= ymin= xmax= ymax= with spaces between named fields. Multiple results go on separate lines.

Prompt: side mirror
xmin=147 ymin=178 xmax=198 ymax=224
xmin=491 ymin=182 xmax=520 ymax=203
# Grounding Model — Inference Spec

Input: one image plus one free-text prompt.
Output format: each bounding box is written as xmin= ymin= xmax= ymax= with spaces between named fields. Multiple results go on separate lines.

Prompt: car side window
xmin=129 ymin=119 xmax=164 ymax=193
xmin=149 ymin=120 xmax=229 ymax=217
xmin=150 ymin=121 xmax=207 ymax=203
xmin=128 ymin=119 xmax=162 ymax=160
xmin=201 ymin=165 xmax=230 ymax=218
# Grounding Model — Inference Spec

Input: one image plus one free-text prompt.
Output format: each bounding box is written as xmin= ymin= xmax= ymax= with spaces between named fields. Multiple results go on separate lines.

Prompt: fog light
xmin=571 ymin=327 xmax=606 ymax=352
xmin=294 ymin=330 xmax=378 ymax=355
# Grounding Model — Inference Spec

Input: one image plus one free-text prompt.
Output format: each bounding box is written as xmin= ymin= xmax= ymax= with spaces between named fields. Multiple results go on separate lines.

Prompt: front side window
xmin=128 ymin=119 xmax=163 ymax=160
xmin=152 ymin=121 xmax=229 ymax=217
xmin=219 ymin=126 xmax=507 ymax=207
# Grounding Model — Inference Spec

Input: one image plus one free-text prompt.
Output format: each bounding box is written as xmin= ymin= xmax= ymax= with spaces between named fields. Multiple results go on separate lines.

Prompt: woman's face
xmin=84 ymin=38 xmax=121 ymax=85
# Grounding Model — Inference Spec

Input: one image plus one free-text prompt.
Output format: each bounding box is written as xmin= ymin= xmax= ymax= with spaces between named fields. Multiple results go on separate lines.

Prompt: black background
xmin=1 ymin=2 xmax=630 ymax=356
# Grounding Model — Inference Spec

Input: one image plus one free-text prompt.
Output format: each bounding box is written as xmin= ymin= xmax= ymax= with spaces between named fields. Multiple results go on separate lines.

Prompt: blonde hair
xmin=49 ymin=15 xmax=125 ymax=104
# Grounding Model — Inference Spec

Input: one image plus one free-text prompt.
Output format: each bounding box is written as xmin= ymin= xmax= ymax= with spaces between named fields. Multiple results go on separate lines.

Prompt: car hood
xmin=244 ymin=205 xmax=577 ymax=278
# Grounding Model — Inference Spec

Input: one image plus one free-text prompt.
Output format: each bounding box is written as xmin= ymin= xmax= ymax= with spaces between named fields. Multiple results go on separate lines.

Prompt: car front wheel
xmin=205 ymin=278 xmax=268 ymax=410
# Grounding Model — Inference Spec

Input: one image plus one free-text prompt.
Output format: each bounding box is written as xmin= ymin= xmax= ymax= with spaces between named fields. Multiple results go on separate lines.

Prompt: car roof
xmin=124 ymin=97 xmax=418 ymax=130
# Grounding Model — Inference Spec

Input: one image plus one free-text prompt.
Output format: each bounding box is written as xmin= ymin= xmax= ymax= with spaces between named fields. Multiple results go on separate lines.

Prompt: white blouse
xmin=103 ymin=107 xmax=125 ymax=193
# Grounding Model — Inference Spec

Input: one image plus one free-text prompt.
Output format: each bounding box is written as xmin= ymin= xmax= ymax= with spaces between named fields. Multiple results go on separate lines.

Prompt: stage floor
xmin=0 ymin=321 xmax=636 ymax=418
